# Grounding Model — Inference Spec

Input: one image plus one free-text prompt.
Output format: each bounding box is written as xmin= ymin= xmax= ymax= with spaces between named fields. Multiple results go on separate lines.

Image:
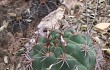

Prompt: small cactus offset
xmin=29 ymin=27 xmax=96 ymax=70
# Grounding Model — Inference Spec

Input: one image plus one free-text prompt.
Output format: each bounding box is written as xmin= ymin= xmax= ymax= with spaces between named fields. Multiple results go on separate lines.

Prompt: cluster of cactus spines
xmin=29 ymin=27 xmax=96 ymax=70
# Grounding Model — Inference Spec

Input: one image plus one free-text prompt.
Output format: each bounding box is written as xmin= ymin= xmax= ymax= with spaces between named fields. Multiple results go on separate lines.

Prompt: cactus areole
xmin=29 ymin=27 xmax=96 ymax=70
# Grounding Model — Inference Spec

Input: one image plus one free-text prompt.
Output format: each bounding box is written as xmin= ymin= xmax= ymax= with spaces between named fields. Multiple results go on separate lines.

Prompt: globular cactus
xmin=29 ymin=27 xmax=96 ymax=70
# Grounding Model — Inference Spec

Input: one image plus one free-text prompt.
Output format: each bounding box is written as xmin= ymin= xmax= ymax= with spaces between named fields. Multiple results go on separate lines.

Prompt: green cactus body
xmin=29 ymin=27 xmax=96 ymax=70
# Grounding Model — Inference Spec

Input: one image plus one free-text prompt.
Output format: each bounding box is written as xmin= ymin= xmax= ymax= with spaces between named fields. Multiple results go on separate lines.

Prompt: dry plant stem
xmin=84 ymin=0 xmax=94 ymax=35
xmin=97 ymin=58 xmax=104 ymax=70
xmin=94 ymin=0 xmax=98 ymax=18
xmin=76 ymin=23 xmax=81 ymax=33
xmin=88 ymin=0 xmax=99 ymax=36
xmin=84 ymin=0 xmax=90 ymax=34
xmin=85 ymin=0 xmax=88 ymax=25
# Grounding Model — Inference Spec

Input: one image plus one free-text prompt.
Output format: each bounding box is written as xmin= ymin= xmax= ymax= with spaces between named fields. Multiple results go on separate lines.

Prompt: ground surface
xmin=0 ymin=0 xmax=110 ymax=70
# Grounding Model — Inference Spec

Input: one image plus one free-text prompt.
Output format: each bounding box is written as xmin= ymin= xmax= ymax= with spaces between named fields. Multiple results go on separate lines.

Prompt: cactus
xmin=29 ymin=27 xmax=96 ymax=70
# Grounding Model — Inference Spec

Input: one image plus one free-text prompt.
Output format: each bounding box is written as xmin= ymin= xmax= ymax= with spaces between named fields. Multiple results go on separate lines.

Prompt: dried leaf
xmin=8 ymin=13 xmax=16 ymax=17
xmin=0 ymin=20 xmax=9 ymax=32
xmin=16 ymin=63 xmax=21 ymax=69
xmin=4 ymin=56 xmax=8 ymax=64
xmin=102 ymin=49 xmax=110 ymax=57
xmin=80 ymin=25 xmax=87 ymax=31
xmin=94 ymin=23 xmax=110 ymax=31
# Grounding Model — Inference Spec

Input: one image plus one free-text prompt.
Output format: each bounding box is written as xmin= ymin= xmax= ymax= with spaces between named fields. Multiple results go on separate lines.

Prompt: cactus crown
xmin=29 ymin=27 xmax=96 ymax=70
